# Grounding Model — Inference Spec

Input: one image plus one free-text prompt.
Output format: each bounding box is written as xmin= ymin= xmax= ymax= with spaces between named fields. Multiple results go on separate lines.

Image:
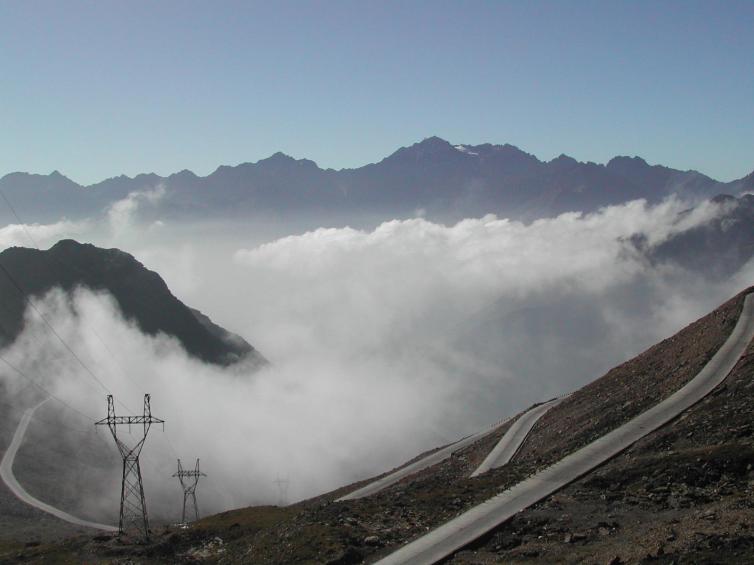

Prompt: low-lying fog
xmin=0 ymin=187 xmax=752 ymax=522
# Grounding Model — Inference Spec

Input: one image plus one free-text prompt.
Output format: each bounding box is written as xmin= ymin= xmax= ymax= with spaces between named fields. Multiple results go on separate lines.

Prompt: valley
xmin=4 ymin=4 xmax=754 ymax=563
xmin=1 ymin=284 xmax=751 ymax=564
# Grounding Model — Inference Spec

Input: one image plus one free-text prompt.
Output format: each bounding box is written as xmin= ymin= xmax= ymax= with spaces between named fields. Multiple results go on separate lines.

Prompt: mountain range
xmin=0 ymin=240 xmax=266 ymax=368
xmin=2 ymin=137 xmax=752 ymax=224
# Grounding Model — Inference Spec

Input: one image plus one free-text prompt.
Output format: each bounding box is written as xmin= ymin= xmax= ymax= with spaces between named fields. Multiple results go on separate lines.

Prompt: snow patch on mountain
xmin=454 ymin=144 xmax=479 ymax=156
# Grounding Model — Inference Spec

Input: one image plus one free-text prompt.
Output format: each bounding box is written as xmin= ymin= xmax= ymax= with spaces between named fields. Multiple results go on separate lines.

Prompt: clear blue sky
xmin=1 ymin=0 xmax=752 ymax=185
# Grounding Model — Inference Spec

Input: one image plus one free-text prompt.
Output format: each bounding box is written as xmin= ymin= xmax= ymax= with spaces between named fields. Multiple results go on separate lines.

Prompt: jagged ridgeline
xmin=2 ymin=137 xmax=753 ymax=224
xmin=0 ymin=240 xmax=267 ymax=368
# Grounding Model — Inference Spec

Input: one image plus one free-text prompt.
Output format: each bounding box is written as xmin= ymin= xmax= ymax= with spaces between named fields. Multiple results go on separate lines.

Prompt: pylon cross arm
xmin=95 ymin=416 xmax=164 ymax=425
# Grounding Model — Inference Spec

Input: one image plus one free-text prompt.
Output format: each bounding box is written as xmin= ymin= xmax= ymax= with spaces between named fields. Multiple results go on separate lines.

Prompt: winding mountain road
xmin=470 ymin=396 xmax=564 ymax=478
xmin=0 ymin=398 xmax=117 ymax=532
xmin=376 ymin=293 xmax=754 ymax=565
xmin=337 ymin=418 xmax=513 ymax=502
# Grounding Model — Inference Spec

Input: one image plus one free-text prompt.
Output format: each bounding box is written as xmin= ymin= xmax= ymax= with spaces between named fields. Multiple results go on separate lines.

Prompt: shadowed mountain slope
xmin=649 ymin=193 xmax=754 ymax=278
xmin=0 ymin=240 xmax=266 ymax=368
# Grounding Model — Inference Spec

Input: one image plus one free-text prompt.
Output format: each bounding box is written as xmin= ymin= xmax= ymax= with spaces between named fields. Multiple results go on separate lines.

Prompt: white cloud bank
xmin=0 ymin=219 xmax=89 ymax=250
xmin=0 ymin=195 xmax=751 ymax=523
xmin=230 ymin=198 xmax=729 ymax=361
xmin=106 ymin=184 xmax=166 ymax=235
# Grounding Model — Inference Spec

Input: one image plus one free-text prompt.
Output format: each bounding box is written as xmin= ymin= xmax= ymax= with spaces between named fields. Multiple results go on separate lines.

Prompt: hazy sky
xmin=1 ymin=0 xmax=752 ymax=184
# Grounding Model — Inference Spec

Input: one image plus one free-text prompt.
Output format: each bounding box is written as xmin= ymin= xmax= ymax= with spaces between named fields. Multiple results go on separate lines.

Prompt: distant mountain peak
xmin=256 ymin=152 xmax=320 ymax=170
xmin=1 ymin=170 xmax=76 ymax=184
xmin=50 ymin=238 xmax=93 ymax=252
xmin=608 ymin=155 xmax=649 ymax=167
xmin=170 ymin=169 xmax=198 ymax=180
xmin=385 ymin=136 xmax=460 ymax=163
xmin=49 ymin=238 xmax=131 ymax=261
xmin=264 ymin=151 xmax=296 ymax=162
xmin=403 ymin=136 xmax=453 ymax=151
xmin=549 ymin=154 xmax=578 ymax=166
xmin=420 ymin=135 xmax=452 ymax=145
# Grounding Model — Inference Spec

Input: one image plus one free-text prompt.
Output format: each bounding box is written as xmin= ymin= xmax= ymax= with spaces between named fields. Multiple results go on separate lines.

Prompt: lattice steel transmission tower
xmin=172 ymin=459 xmax=206 ymax=524
xmin=273 ymin=476 xmax=290 ymax=506
xmin=96 ymin=394 xmax=164 ymax=540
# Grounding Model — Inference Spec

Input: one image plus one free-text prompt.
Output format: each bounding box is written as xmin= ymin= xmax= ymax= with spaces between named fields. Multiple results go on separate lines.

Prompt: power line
xmin=0 ymin=188 xmax=43 ymax=250
xmin=0 ymin=190 xmax=186 ymax=460
xmin=0 ymin=396 xmax=93 ymax=434
xmin=0 ymin=262 xmax=109 ymax=393
xmin=0 ymin=351 xmax=97 ymax=423
xmin=0 ymin=380 xmax=95 ymax=437
xmin=0 ymin=259 xmax=137 ymax=416
xmin=162 ymin=431 xmax=180 ymax=460
xmin=0 ymin=186 xmax=137 ymax=413
xmin=0 ymin=192 xmax=184 ymax=515
xmin=3 ymin=191 xmax=122 ymax=364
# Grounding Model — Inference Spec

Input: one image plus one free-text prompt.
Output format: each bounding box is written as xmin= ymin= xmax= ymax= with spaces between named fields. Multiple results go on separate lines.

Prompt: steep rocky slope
xmin=451 ymin=321 xmax=754 ymax=564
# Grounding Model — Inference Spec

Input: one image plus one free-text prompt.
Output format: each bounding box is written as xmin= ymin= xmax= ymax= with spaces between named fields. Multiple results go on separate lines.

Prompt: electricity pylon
xmin=96 ymin=394 xmax=163 ymax=541
xmin=273 ymin=476 xmax=290 ymax=506
xmin=172 ymin=459 xmax=206 ymax=524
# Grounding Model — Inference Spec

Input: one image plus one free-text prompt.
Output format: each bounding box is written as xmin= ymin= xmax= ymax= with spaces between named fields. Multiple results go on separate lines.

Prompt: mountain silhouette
xmin=0 ymin=240 xmax=266 ymax=368
xmin=0 ymin=137 xmax=751 ymax=224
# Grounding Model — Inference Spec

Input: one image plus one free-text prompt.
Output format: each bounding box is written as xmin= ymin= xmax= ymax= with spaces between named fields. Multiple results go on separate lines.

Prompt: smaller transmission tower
xmin=173 ymin=459 xmax=206 ymax=524
xmin=96 ymin=394 xmax=163 ymax=541
xmin=273 ymin=476 xmax=290 ymax=506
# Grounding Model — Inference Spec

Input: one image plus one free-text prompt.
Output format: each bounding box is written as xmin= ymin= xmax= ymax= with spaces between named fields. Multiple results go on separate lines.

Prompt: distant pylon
xmin=95 ymin=394 xmax=164 ymax=541
xmin=273 ymin=476 xmax=290 ymax=506
xmin=173 ymin=459 xmax=206 ymax=524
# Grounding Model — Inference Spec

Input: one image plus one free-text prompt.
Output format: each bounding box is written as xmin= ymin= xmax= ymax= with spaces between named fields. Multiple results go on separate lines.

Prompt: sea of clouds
xmin=0 ymin=186 xmax=752 ymax=522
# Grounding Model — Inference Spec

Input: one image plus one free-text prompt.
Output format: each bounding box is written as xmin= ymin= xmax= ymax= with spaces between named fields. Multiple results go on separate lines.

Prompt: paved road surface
xmin=0 ymin=398 xmax=117 ymax=532
xmin=337 ymin=418 xmax=513 ymax=502
xmin=376 ymin=293 xmax=754 ymax=565
xmin=470 ymin=397 xmax=564 ymax=477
